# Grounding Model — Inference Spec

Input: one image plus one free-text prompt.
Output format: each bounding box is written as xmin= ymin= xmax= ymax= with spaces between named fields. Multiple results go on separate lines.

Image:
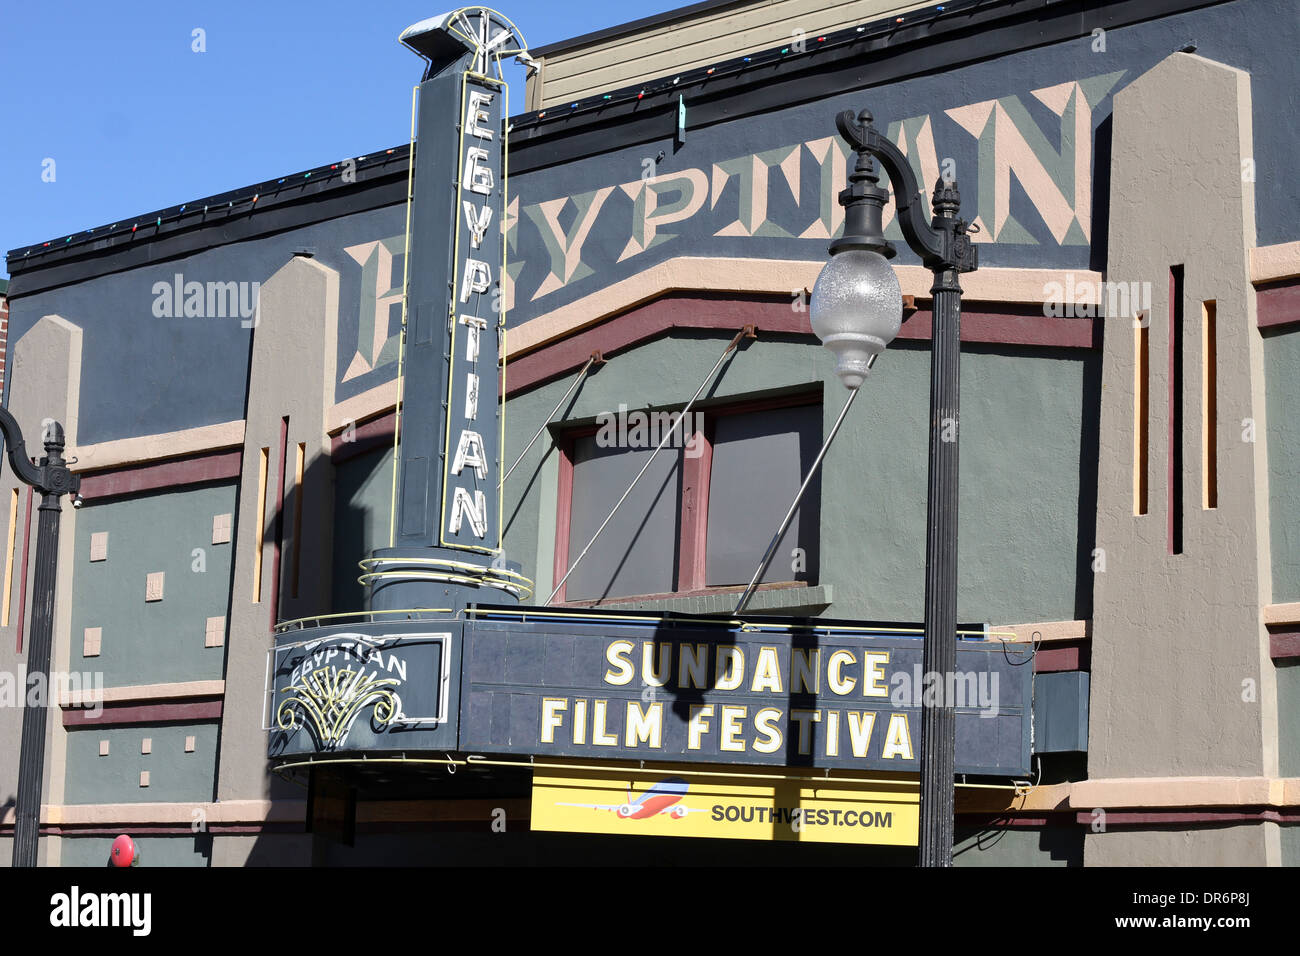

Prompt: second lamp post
xmin=808 ymin=109 xmax=978 ymax=867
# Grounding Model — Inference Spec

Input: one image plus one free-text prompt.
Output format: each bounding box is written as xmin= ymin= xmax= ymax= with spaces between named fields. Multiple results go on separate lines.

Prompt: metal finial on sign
xmin=401 ymin=8 xmax=530 ymax=79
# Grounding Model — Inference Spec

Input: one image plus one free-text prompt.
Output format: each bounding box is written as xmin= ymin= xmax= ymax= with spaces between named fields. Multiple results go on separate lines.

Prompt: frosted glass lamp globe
xmin=809 ymin=248 xmax=903 ymax=389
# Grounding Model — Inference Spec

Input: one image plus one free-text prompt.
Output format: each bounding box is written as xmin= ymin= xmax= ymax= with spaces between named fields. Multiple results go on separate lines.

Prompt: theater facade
xmin=1 ymin=0 xmax=1298 ymax=867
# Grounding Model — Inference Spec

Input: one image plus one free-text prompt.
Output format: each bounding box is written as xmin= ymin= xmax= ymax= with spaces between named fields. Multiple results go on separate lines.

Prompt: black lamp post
xmin=808 ymin=110 xmax=977 ymax=867
xmin=0 ymin=410 xmax=81 ymax=867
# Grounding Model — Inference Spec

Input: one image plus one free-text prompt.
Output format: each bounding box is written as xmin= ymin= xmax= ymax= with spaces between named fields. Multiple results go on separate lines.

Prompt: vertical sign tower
xmin=365 ymin=9 xmax=533 ymax=612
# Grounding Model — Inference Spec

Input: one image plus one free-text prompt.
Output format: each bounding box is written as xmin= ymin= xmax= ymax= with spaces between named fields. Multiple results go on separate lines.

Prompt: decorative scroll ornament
xmin=277 ymin=666 xmax=401 ymax=749
xmin=444 ymin=6 xmax=527 ymax=76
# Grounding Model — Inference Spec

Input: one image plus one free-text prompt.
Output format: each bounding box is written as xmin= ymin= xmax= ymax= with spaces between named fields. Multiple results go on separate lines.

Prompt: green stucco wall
xmin=502 ymin=329 xmax=1097 ymax=625
xmin=1278 ymin=661 xmax=1300 ymax=778
xmin=59 ymin=834 xmax=212 ymax=867
xmin=823 ymin=341 xmax=1096 ymax=625
xmin=63 ymin=721 xmax=220 ymax=804
xmin=1282 ymin=824 xmax=1300 ymax=867
xmin=71 ymin=484 xmax=237 ymax=687
xmin=1265 ymin=328 xmax=1300 ymax=602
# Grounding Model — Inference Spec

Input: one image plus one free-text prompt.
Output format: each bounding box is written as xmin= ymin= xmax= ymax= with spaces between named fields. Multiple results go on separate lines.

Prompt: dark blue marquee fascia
xmin=268 ymin=607 xmax=1034 ymax=778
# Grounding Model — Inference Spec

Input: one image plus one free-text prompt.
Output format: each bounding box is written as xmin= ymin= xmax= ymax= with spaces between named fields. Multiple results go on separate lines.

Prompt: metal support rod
xmin=546 ymin=330 xmax=750 ymax=604
xmin=500 ymin=355 xmax=595 ymax=487
xmin=733 ymin=371 xmax=867 ymax=615
xmin=917 ymin=266 xmax=962 ymax=868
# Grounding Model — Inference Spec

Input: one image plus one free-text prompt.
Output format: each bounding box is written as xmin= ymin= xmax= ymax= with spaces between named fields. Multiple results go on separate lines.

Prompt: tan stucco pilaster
xmin=1086 ymin=53 xmax=1278 ymax=865
xmin=212 ymin=257 xmax=338 ymax=866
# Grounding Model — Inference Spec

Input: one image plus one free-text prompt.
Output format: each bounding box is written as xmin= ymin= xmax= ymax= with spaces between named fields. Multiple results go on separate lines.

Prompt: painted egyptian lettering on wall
xmin=341 ymin=236 xmax=405 ymax=383
xmin=502 ymin=69 xmax=1126 ymax=324
xmin=337 ymin=69 xmax=1125 ymax=384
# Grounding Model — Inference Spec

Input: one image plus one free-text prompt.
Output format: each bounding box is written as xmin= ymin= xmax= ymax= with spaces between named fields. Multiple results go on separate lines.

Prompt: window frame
xmin=552 ymin=389 xmax=821 ymax=605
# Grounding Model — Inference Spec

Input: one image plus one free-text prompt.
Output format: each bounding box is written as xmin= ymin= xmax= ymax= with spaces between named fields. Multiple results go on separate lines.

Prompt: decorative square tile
xmin=145 ymin=571 xmax=165 ymax=602
xmin=99 ymin=740 xmax=110 ymax=757
xmin=139 ymin=771 xmax=150 ymax=787
xmin=185 ymin=736 xmax=196 ymax=753
xmin=205 ymin=615 xmax=226 ymax=648
xmin=212 ymin=513 xmax=233 ymax=545
xmin=89 ymin=531 xmax=108 ymax=562
xmin=82 ymin=627 xmax=102 ymax=658
xmin=141 ymin=737 xmax=152 ymax=755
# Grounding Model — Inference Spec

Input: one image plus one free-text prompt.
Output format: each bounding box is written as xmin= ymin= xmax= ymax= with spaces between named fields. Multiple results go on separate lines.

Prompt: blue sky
xmin=0 ymin=1 xmax=685 ymax=274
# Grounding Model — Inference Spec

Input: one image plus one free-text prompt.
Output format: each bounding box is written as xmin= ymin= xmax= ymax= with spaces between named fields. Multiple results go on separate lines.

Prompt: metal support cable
xmin=733 ymin=360 xmax=870 ymax=615
xmin=546 ymin=329 xmax=752 ymax=605
xmin=500 ymin=355 xmax=596 ymax=487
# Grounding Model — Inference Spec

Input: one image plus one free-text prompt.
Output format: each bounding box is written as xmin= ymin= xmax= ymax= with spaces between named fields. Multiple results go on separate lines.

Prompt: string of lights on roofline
xmin=11 ymin=0 xmax=980 ymax=265
xmin=9 ymin=147 xmax=411 ymax=265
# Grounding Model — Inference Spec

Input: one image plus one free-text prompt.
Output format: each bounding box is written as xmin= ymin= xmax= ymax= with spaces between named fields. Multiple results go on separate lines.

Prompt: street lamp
xmin=809 ymin=109 xmax=977 ymax=867
xmin=0 ymin=411 xmax=81 ymax=867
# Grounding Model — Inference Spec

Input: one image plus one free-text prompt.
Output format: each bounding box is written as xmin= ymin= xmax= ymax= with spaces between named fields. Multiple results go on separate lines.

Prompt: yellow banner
xmin=531 ymin=762 xmax=919 ymax=846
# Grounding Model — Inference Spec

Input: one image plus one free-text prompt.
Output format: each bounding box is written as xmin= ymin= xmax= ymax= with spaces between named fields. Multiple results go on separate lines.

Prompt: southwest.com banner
xmin=531 ymin=762 xmax=919 ymax=846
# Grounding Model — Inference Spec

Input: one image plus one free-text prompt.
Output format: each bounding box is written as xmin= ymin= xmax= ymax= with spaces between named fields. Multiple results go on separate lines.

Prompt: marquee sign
xmin=267 ymin=611 xmax=1035 ymax=783
xmin=460 ymin=614 xmax=1032 ymax=775
xmin=266 ymin=625 xmax=457 ymax=756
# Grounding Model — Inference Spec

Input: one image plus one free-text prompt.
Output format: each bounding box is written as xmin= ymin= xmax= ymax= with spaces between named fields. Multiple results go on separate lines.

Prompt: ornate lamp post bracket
xmin=831 ymin=109 xmax=978 ymax=277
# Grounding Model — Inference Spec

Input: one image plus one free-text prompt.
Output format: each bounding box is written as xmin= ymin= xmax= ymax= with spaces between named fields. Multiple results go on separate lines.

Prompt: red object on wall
xmin=110 ymin=833 xmax=140 ymax=867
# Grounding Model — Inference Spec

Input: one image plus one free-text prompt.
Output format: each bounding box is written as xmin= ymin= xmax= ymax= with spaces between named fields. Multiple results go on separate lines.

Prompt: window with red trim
xmin=554 ymin=392 xmax=822 ymax=604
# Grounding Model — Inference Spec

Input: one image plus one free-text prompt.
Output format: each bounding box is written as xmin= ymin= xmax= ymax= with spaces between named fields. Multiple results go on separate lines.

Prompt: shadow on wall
xmin=1075 ymin=350 xmax=1102 ymax=620
xmin=303 ymin=828 xmax=917 ymax=867
xmin=210 ymin=443 xmax=352 ymax=825
xmin=0 ymin=797 xmax=11 ymax=854
xmin=53 ymin=832 xmax=213 ymax=867
xmin=954 ymin=820 xmax=1083 ymax=866
xmin=1089 ymin=114 xmax=1113 ymax=275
